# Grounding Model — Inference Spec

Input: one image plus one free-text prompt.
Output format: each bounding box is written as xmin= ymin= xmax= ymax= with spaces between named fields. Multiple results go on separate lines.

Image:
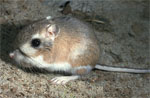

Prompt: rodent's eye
xmin=31 ymin=38 xmax=41 ymax=48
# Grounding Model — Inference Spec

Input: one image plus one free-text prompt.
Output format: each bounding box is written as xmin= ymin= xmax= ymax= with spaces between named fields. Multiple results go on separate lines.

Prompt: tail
xmin=95 ymin=64 xmax=150 ymax=73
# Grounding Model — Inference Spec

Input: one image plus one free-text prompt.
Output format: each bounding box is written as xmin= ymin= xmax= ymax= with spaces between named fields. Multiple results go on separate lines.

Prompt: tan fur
xmin=69 ymin=43 xmax=100 ymax=67
xmin=49 ymin=31 xmax=81 ymax=63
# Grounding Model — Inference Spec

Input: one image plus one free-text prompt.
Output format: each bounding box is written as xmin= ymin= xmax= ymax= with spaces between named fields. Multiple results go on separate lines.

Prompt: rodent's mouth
xmin=17 ymin=48 xmax=43 ymax=68
xmin=18 ymin=48 xmax=29 ymax=57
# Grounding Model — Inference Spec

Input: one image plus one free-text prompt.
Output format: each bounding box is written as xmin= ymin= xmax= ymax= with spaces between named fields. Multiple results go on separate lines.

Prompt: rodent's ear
xmin=46 ymin=24 xmax=60 ymax=40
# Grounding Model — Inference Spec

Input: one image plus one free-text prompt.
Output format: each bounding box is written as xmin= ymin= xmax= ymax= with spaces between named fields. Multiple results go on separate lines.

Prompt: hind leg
xmin=50 ymin=65 xmax=92 ymax=84
xmin=51 ymin=75 xmax=80 ymax=85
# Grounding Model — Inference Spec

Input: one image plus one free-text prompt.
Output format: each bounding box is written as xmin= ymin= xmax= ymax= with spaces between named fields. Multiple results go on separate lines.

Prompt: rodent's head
xmin=9 ymin=19 xmax=60 ymax=68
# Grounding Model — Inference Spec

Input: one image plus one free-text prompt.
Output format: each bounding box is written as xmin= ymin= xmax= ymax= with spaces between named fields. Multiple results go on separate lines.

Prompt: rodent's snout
xmin=9 ymin=50 xmax=19 ymax=59
xmin=9 ymin=52 xmax=15 ymax=59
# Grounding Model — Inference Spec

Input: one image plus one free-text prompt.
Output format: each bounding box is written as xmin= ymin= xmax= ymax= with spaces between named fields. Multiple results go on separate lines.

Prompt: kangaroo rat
xmin=9 ymin=16 xmax=150 ymax=84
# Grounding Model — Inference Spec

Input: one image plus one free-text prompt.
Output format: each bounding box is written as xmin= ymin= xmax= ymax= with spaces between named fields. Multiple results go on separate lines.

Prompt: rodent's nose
xmin=9 ymin=52 xmax=14 ymax=59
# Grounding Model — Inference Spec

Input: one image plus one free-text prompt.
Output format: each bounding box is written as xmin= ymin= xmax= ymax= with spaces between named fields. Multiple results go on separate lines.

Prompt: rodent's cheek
xmin=20 ymin=43 xmax=38 ymax=56
xmin=14 ymin=50 xmax=24 ymax=60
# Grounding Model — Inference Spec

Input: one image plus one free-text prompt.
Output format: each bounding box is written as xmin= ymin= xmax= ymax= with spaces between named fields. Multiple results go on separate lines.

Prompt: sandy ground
xmin=0 ymin=0 xmax=150 ymax=98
